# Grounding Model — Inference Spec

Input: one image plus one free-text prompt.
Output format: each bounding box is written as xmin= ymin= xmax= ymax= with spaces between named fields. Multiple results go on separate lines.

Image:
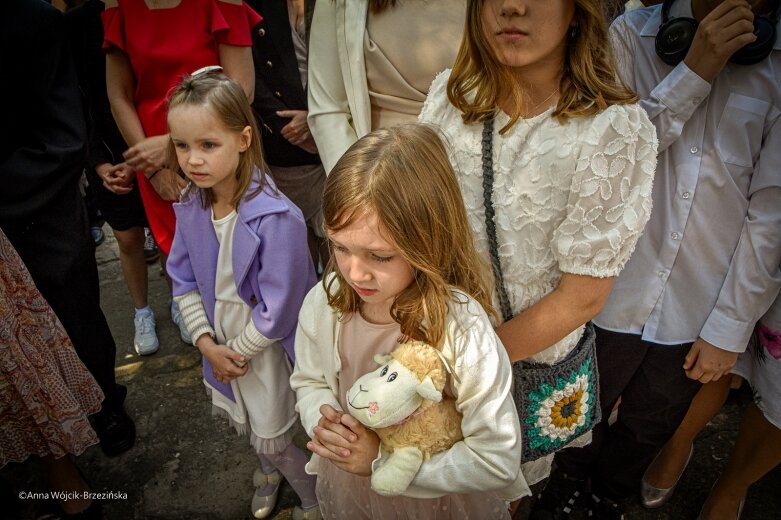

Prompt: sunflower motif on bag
xmin=524 ymin=359 xmax=595 ymax=452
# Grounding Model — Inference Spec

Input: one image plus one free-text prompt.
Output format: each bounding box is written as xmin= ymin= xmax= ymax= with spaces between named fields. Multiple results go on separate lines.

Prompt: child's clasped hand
xmin=308 ymin=404 xmax=380 ymax=476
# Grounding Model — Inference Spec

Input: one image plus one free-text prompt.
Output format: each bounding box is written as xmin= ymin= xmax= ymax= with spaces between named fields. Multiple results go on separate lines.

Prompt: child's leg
xmin=699 ymin=401 xmax=781 ymax=520
xmin=262 ymin=442 xmax=318 ymax=509
xmin=113 ymin=227 xmax=148 ymax=309
xmin=255 ymin=453 xmax=281 ymax=494
xmin=644 ymin=376 xmax=731 ymax=488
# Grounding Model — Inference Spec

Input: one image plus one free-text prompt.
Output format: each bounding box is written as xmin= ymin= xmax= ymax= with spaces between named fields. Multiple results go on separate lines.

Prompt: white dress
xmin=420 ymin=69 xmax=658 ymax=483
xmin=211 ymin=210 xmax=298 ymax=454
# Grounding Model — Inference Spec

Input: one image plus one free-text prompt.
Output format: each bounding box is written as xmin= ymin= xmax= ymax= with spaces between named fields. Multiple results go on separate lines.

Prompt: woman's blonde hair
xmin=167 ymin=72 xmax=267 ymax=209
xmin=323 ymin=124 xmax=496 ymax=348
xmin=448 ymin=0 xmax=637 ymax=134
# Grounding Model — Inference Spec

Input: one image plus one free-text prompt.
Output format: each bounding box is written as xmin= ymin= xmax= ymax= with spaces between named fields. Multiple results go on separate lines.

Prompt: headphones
xmin=655 ymin=0 xmax=781 ymax=66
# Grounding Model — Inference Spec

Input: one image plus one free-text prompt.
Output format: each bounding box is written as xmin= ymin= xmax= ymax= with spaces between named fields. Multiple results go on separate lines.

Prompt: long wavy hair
xmin=167 ymin=72 xmax=267 ymax=209
xmin=448 ymin=0 xmax=637 ymax=134
xmin=322 ymin=124 xmax=496 ymax=348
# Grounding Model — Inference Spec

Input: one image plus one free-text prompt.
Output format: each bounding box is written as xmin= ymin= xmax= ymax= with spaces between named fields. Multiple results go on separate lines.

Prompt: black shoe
xmin=529 ymin=473 xmax=587 ymax=520
xmin=90 ymin=393 xmax=135 ymax=457
xmin=588 ymin=494 xmax=625 ymax=520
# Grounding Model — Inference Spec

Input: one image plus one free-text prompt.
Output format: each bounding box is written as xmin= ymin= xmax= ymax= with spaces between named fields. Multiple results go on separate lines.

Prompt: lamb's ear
xmin=374 ymin=354 xmax=393 ymax=365
xmin=416 ymin=377 xmax=442 ymax=402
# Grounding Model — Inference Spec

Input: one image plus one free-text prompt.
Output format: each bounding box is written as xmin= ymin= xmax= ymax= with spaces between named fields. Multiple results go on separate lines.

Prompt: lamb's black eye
xmin=387 ymin=372 xmax=397 ymax=382
xmin=380 ymin=366 xmax=388 ymax=376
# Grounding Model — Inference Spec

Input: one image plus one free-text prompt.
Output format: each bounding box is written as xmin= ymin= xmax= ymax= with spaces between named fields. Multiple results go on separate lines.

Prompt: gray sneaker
xmin=133 ymin=311 xmax=159 ymax=355
xmin=170 ymin=301 xmax=193 ymax=345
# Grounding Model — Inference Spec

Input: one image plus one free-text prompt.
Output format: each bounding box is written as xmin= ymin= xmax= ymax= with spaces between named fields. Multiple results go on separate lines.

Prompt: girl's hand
xmin=310 ymin=404 xmax=357 ymax=458
xmin=308 ymin=408 xmax=380 ymax=477
xmin=198 ymin=340 xmax=248 ymax=384
xmin=149 ymin=168 xmax=187 ymax=201
xmin=123 ymin=134 xmax=170 ymax=172
xmin=277 ymin=110 xmax=318 ymax=154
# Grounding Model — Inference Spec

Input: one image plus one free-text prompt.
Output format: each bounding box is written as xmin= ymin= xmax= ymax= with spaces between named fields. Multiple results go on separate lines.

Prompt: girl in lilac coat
xmin=165 ymin=68 xmax=320 ymax=520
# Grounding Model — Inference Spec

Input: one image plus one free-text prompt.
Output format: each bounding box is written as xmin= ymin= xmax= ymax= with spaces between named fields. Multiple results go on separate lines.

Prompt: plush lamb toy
xmin=347 ymin=340 xmax=463 ymax=496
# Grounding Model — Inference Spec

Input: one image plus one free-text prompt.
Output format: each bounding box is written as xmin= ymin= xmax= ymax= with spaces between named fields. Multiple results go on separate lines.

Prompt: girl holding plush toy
xmin=164 ymin=70 xmax=319 ymax=520
xmin=290 ymin=124 xmax=529 ymax=519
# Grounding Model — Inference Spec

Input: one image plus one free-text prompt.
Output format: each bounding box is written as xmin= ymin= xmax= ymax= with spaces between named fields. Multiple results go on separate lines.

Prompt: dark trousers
xmin=554 ymin=326 xmax=701 ymax=499
xmin=1 ymin=183 xmax=120 ymax=408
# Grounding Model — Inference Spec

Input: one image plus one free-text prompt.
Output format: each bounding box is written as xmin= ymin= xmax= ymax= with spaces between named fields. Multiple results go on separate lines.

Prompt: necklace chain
xmin=524 ymin=88 xmax=559 ymax=118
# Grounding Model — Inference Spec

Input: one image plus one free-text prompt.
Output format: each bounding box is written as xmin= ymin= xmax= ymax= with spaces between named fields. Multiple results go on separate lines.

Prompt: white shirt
xmin=420 ymin=70 xmax=657 ymax=365
xmin=596 ymin=5 xmax=781 ymax=352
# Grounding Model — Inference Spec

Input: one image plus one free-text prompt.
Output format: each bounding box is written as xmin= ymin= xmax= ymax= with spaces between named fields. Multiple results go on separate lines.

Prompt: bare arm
xmin=219 ymin=43 xmax=254 ymax=101
xmin=105 ymin=49 xmax=146 ymax=148
xmin=497 ymin=273 xmax=614 ymax=363
xmin=106 ymin=49 xmax=184 ymax=199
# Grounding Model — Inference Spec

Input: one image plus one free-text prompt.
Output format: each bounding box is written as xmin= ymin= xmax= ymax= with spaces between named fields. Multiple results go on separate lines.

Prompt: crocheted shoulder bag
xmin=481 ymin=116 xmax=602 ymax=462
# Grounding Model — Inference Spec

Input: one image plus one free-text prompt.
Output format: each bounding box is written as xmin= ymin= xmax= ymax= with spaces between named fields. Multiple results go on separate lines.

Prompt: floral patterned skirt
xmin=732 ymin=323 xmax=781 ymax=429
xmin=0 ymin=230 xmax=104 ymax=466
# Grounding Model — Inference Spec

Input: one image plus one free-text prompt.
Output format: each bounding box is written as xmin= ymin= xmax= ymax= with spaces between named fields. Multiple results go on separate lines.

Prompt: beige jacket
xmin=306 ymin=0 xmax=371 ymax=173
xmin=290 ymin=280 xmax=531 ymax=500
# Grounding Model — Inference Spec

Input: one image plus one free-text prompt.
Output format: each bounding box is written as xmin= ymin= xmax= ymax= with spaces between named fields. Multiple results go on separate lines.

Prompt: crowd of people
xmin=1 ymin=0 xmax=779 ymax=519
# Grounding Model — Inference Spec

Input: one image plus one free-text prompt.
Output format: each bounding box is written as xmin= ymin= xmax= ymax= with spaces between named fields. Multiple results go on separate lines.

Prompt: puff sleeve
xmin=552 ymin=104 xmax=657 ymax=278
xmin=210 ymin=0 xmax=261 ymax=46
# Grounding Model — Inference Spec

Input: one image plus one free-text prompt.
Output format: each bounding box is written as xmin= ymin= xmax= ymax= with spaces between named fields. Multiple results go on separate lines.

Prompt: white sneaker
xmin=170 ymin=301 xmax=193 ymax=345
xmin=133 ymin=311 xmax=159 ymax=355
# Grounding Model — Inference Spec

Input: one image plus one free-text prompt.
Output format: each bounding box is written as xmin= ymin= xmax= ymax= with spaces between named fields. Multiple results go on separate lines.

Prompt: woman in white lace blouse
xmin=420 ymin=0 xmax=658 ymax=486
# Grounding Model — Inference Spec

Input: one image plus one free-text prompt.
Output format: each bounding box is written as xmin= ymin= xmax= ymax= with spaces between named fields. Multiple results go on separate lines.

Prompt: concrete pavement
xmin=4 ymin=226 xmax=780 ymax=519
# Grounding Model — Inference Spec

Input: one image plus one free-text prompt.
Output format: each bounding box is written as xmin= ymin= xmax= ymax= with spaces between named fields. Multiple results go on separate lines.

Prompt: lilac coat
xmin=167 ymin=176 xmax=316 ymax=363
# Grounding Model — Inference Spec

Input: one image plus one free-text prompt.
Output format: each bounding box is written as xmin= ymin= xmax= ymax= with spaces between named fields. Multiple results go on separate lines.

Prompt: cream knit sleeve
xmin=172 ymin=290 xmax=215 ymax=346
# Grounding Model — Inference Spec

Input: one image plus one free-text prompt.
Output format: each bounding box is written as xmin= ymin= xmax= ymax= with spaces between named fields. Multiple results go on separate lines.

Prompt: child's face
xmin=168 ymin=104 xmax=251 ymax=203
xmin=480 ymin=0 xmax=575 ymax=72
xmin=329 ymin=211 xmax=416 ymax=312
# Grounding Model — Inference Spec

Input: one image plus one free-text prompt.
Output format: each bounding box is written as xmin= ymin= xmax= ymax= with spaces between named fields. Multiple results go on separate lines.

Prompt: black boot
xmin=90 ymin=384 xmax=135 ymax=457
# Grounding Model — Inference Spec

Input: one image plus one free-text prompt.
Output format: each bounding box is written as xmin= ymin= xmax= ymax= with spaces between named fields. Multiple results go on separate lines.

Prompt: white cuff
xmin=227 ymin=320 xmax=278 ymax=358
xmin=699 ymin=308 xmax=755 ymax=354
xmin=173 ymin=291 xmax=215 ymax=346
xmin=651 ymin=61 xmax=711 ymax=117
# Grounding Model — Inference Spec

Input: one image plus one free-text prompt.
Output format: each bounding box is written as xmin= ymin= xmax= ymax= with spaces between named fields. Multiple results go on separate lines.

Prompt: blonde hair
xmin=322 ymin=124 xmax=496 ymax=348
xmin=167 ymin=72 xmax=267 ymax=209
xmin=448 ymin=0 xmax=638 ymax=134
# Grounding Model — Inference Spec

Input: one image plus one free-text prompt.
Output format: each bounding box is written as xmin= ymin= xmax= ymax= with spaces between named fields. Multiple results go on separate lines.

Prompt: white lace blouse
xmin=420 ymin=70 xmax=658 ymax=365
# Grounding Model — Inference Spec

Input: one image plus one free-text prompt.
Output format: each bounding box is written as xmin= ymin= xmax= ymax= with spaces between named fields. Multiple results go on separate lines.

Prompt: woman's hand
xmin=277 ymin=110 xmax=318 ymax=154
xmin=308 ymin=405 xmax=380 ymax=476
xmin=197 ymin=338 xmax=248 ymax=384
xmin=123 ymin=134 xmax=170 ymax=172
xmin=97 ymin=162 xmax=135 ymax=194
xmin=148 ymin=167 xmax=187 ymax=201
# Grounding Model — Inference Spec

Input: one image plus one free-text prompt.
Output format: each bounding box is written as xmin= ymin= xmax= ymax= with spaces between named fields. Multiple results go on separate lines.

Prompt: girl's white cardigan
xmin=290 ymin=281 xmax=531 ymax=501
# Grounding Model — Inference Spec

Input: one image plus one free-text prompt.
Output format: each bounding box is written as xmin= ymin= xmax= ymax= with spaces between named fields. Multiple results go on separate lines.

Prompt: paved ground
xmin=4 ymin=227 xmax=780 ymax=519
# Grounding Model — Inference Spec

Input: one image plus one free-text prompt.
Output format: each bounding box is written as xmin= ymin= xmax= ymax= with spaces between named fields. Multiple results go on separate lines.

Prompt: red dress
xmin=102 ymin=0 xmax=260 ymax=254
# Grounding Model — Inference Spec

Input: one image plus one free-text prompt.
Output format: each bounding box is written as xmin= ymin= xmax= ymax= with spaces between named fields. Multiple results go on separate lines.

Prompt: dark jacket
xmin=247 ymin=0 xmax=320 ymax=167
xmin=64 ymin=0 xmax=128 ymax=170
xmin=0 ymin=0 xmax=87 ymax=225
